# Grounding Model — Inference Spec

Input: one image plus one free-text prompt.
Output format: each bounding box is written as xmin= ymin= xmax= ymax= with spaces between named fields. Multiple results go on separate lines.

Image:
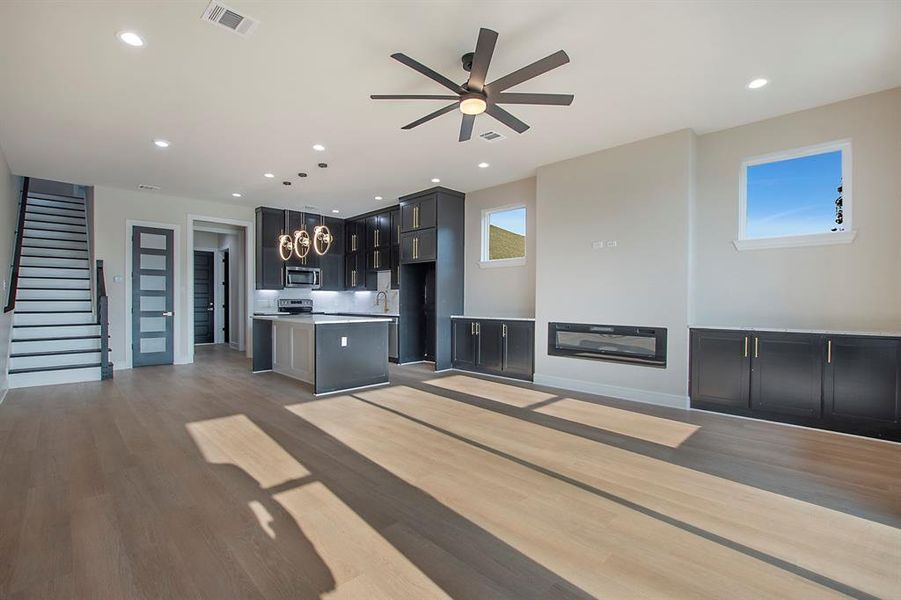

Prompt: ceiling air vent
xmin=137 ymin=184 xmax=160 ymax=191
xmin=201 ymin=1 xmax=259 ymax=37
xmin=479 ymin=130 xmax=506 ymax=143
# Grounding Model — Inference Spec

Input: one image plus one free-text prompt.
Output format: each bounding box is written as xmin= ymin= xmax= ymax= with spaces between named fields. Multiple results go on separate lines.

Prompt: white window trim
xmin=735 ymin=139 xmax=853 ymax=251
xmin=480 ymin=204 xmax=527 ymax=268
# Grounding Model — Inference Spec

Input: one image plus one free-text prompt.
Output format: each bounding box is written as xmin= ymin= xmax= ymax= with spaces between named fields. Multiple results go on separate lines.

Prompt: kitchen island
xmin=252 ymin=314 xmax=391 ymax=394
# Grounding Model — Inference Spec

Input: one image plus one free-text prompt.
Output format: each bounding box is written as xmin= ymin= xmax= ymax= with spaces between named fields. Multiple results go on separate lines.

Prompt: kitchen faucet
xmin=375 ymin=290 xmax=389 ymax=313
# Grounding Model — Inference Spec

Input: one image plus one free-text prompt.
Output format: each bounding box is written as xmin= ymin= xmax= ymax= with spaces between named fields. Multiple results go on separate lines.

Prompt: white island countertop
xmin=252 ymin=313 xmax=393 ymax=325
xmin=450 ymin=315 xmax=536 ymax=322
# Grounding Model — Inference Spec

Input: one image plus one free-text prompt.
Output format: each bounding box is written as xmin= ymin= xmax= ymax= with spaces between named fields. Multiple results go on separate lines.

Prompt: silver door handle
xmin=163 ymin=311 xmax=173 ymax=317
xmin=207 ymin=308 xmax=214 ymax=311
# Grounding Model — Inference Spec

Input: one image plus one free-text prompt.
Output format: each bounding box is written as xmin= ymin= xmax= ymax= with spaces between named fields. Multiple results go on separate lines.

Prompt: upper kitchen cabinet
xmin=318 ymin=216 xmax=345 ymax=291
xmin=365 ymin=212 xmax=391 ymax=250
xmin=345 ymin=219 xmax=362 ymax=254
xmin=400 ymin=228 xmax=437 ymax=263
xmin=390 ymin=208 xmax=401 ymax=246
xmin=286 ymin=210 xmax=321 ymax=269
xmin=400 ymin=192 xmax=437 ymax=232
xmin=255 ymin=207 xmax=285 ymax=290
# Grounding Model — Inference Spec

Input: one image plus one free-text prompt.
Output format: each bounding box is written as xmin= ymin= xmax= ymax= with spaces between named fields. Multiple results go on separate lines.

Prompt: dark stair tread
xmin=25 ymin=205 xmax=87 ymax=214
xmin=19 ymin=266 xmax=89 ymax=270
xmin=17 ymin=277 xmax=90 ymax=281
xmin=9 ymin=363 xmax=102 ymax=374
xmin=13 ymin=335 xmax=103 ymax=342
xmin=11 ymin=349 xmax=101 ymax=358
xmin=28 ymin=192 xmax=86 ymax=202
xmin=15 ymin=298 xmax=91 ymax=302
xmin=20 ymin=256 xmax=90 ymax=261
xmin=16 ymin=287 xmax=90 ymax=290
xmin=25 ymin=210 xmax=86 ymax=218
xmin=14 ymin=323 xmax=100 ymax=328
xmin=21 ymin=226 xmax=87 ymax=235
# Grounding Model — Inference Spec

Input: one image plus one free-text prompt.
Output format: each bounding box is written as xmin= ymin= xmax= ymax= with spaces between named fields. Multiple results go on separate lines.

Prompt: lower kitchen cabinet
xmin=690 ymin=328 xmax=901 ymax=440
xmin=451 ymin=317 xmax=534 ymax=381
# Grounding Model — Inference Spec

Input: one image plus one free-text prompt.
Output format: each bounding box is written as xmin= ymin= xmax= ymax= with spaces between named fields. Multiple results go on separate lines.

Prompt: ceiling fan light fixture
xmin=460 ymin=95 xmax=487 ymax=116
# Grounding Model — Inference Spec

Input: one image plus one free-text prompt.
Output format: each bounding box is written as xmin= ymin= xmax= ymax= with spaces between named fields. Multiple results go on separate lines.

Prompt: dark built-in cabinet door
xmin=452 ymin=319 xmax=478 ymax=369
xmin=476 ymin=321 xmax=504 ymax=372
xmin=255 ymin=207 xmax=285 ymax=290
xmin=400 ymin=229 xmax=437 ymax=264
xmin=400 ymin=196 xmax=437 ymax=232
xmin=317 ymin=216 xmax=345 ymax=291
xmin=345 ymin=220 xmax=363 ymax=254
xmin=365 ymin=212 xmax=391 ymax=250
xmin=503 ymin=321 xmax=535 ymax=379
xmin=390 ymin=208 xmax=401 ymax=246
xmin=367 ymin=248 xmax=388 ymax=272
xmin=824 ymin=336 xmax=901 ymax=424
xmin=750 ymin=332 xmax=823 ymax=419
xmin=690 ymin=329 xmax=750 ymax=410
xmin=390 ymin=245 xmax=400 ymax=289
xmin=285 ymin=211 xmax=321 ymax=269
xmin=344 ymin=253 xmax=362 ymax=289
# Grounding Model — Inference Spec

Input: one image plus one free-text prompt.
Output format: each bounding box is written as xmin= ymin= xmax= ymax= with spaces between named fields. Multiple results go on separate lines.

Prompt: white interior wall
xmin=463 ymin=177 xmax=536 ymax=318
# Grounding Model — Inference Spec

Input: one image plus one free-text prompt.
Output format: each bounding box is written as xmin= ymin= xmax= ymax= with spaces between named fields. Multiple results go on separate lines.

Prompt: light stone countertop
xmin=450 ymin=315 xmax=536 ymax=322
xmin=251 ymin=314 xmax=393 ymax=325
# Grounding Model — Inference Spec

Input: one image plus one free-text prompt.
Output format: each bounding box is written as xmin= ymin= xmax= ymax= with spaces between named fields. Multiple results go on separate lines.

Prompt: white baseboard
xmin=533 ymin=373 xmax=689 ymax=410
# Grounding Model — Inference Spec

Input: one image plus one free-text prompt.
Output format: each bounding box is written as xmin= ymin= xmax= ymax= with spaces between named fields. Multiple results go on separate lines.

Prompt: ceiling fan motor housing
xmin=461 ymin=52 xmax=475 ymax=72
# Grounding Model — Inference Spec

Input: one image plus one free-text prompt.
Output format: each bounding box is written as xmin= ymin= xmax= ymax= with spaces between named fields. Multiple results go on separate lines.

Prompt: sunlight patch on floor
xmin=534 ymin=398 xmax=699 ymax=447
xmin=423 ymin=375 xmax=556 ymax=407
xmin=186 ymin=414 xmax=309 ymax=488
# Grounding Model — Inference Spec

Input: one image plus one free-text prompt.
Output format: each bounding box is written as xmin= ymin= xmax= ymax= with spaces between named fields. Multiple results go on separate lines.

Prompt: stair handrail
xmin=4 ymin=177 xmax=30 ymax=313
xmin=96 ymin=258 xmax=113 ymax=380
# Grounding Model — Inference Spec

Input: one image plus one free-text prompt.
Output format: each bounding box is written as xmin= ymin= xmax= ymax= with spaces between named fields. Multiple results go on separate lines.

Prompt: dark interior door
xmin=222 ymin=250 xmax=229 ymax=344
xmin=132 ymin=226 xmax=175 ymax=367
xmin=193 ymin=251 xmax=214 ymax=344
xmin=690 ymin=329 xmax=751 ymax=410
xmin=825 ymin=336 xmax=900 ymax=424
xmin=750 ymin=332 xmax=823 ymax=418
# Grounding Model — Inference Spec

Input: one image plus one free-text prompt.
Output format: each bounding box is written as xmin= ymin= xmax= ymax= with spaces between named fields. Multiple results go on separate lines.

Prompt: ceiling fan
xmin=371 ymin=28 xmax=573 ymax=142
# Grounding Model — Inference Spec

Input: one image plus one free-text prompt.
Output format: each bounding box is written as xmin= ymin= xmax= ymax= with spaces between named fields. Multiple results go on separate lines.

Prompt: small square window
xmin=481 ymin=206 xmax=526 ymax=266
xmin=736 ymin=140 xmax=854 ymax=250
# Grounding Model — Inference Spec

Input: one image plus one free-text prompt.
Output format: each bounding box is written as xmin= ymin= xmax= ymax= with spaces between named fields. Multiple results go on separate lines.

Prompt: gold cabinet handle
xmin=827 ymin=340 xmax=832 ymax=364
xmin=502 ymin=324 xmax=507 ymax=337
xmin=470 ymin=322 xmax=475 ymax=335
xmin=754 ymin=336 xmax=759 ymax=358
xmin=744 ymin=336 xmax=748 ymax=358
xmin=375 ymin=229 xmax=379 ymax=247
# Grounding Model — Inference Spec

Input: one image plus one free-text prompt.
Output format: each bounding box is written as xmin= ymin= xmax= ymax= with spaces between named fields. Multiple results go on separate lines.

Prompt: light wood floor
xmin=1 ymin=345 xmax=899 ymax=599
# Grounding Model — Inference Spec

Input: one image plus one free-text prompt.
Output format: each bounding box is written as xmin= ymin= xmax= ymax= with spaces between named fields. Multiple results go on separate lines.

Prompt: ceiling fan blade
xmin=371 ymin=94 xmax=460 ymax=100
xmin=466 ymin=28 xmax=498 ymax=92
xmin=459 ymin=114 xmax=475 ymax=142
xmin=401 ymin=103 xmax=459 ymax=130
xmin=485 ymin=50 xmax=570 ymax=94
xmin=391 ymin=53 xmax=463 ymax=93
xmin=486 ymin=104 xmax=530 ymax=134
xmin=494 ymin=93 xmax=574 ymax=106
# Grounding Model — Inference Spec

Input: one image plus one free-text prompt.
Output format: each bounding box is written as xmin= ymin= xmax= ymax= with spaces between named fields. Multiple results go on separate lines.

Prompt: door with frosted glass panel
xmin=132 ymin=226 xmax=175 ymax=366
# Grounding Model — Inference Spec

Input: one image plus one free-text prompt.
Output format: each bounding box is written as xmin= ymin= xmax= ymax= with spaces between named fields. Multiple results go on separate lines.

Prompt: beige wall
xmin=0 ymin=144 xmax=18 ymax=398
xmin=93 ymin=186 xmax=254 ymax=368
xmin=693 ymin=88 xmax=901 ymax=330
xmin=464 ymin=177 xmax=536 ymax=318
xmin=534 ymin=130 xmax=694 ymax=407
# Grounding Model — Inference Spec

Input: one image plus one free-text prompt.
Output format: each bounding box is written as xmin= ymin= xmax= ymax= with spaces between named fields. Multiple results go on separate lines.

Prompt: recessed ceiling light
xmin=747 ymin=78 xmax=768 ymax=89
xmin=332 ymin=209 xmax=340 ymax=214
xmin=232 ymin=192 xmax=242 ymax=198
xmin=374 ymin=196 xmax=383 ymax=201
xmin=264 ymin=173 xmax=274 ymax=178
xmin=153 ymin=139 xmax=170 ymax=148
xmin=478 ymin=162 xmax=489 ymax=169
xmin=312 ymin=144 xmax=326 ymax=152
xmin=431 ymin=178 xmax=440 ymax=183
xmin=117 ymin=31 xmax=144 ymax=47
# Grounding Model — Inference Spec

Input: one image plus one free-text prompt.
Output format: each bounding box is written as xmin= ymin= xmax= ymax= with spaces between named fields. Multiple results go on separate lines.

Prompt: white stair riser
xmin=11 ymin=337 xmax=101 ymax=354
xmin=19 ymin=266 xmax=89 ymax=278
xmin=23 ymin=205 xmax=85 ymax=218
xmin=20 ymin=256 xmax=90 ymax=269
xmin=17 ymin=288 xmax=92 ymax=300
xmin=24 ymin=220 xmax=86 ymax=233
xmin=14 ymin=312 xmax=95 ymax=325
xmin=22 ymin=238 xmax=87 ymax=250
xmin=12 ymin=324 xmax=101 ymax=339
xmin=23 ymin=229 xmax=86 ymax=242
xmin=16 ymin=300 xmax=93 ymax=312
xmin=11 ymin=351 xmax=101 ymax=370
xmin=21 ymin=246 xmax=89 ymax=259
xmin=8 ymin=367 xmax=101 ymax=389
xmin=27 ymin=198 xmax=86 ymax=211
xmin=18 ymin=277 xmax=90 ymax=289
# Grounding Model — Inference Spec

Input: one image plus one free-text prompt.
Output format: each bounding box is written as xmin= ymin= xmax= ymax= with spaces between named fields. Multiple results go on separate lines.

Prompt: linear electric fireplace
xmin=548 ymin=322 xmax=667 ymax=367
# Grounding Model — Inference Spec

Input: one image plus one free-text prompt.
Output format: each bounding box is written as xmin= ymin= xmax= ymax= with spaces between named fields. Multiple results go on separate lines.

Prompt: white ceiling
xmin=0 ymin=1 xmax=899 ymax=216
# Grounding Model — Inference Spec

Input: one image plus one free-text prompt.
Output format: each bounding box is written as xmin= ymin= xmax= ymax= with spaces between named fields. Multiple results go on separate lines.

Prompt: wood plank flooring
xmin=0 ymin=345 xmax=899 ymax=599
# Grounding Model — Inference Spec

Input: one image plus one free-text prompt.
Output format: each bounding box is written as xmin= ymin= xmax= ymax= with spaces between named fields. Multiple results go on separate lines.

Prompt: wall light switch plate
xmin=113 ymin=275 xmax=123 ymax=283
xmin=607 ymin=241 xmax=617 ymax=248
xmin=592 ymin=241 xmax=605 ymax=250
xmin=341 ymin=336 xmax=348 ymax=347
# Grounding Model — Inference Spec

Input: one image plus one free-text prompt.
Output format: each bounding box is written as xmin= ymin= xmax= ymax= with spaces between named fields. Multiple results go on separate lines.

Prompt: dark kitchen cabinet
xmin=366 ymin=248 xmax=389 ymax=272
xmin=400 ymin=194 xmax=436 ymax=232
xmin=345 ymin=220 xmax=363 ymax=254
xmin=390 ymin=208 xmax=401 ymax=246
xmin=318 ymin=216 xmax=344 ymax=291
xmin=285 ymin=210 xmax=321 ymax=269
xmin=366 ymin=212 xmax=391 ymax=250
xmin=345 ymin=253 xmax=363 ymax=289
xmin=690 ymin=328 xmax=901 ymax=441
xmin=400 ymin=229 xmax=437 ymax=263
xmin=255 ymin=207 xmax=285 ymax=290
xmin=451 ymin=317 xmax=535 ymax=381
xmin=390 ymin=245 xmax=400 ymax=289
xmin=824 ymin=336 xmax=901 ymax=425
xmin=690 ymin=329 xmax=751 ymax=410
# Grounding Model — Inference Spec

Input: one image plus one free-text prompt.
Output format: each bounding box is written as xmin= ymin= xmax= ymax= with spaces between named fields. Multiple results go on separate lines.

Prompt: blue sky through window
xmin=489 ymin=207 xmax=526 ymax=235
xmin=746 ymin=150 xmax=842 ymax=238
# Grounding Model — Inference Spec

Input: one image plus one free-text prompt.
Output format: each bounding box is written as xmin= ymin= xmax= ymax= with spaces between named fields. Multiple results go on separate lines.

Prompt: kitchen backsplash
xmin=253 ymin=271 xmax=399 ymax=314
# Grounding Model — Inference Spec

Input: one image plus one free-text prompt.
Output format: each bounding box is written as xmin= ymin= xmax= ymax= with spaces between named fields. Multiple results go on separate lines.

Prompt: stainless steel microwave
xmin=285 ymin=266 xmax=321 ymax=289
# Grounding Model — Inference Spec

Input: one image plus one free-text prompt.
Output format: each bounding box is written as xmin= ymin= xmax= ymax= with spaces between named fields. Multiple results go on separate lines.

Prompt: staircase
xmin=6 ymin=178 xmax=112 ymax=388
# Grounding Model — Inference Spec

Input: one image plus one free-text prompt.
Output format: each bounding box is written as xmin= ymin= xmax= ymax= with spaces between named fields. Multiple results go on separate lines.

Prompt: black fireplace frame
xmin=547 ymin=322 xmax=667 ymax=367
